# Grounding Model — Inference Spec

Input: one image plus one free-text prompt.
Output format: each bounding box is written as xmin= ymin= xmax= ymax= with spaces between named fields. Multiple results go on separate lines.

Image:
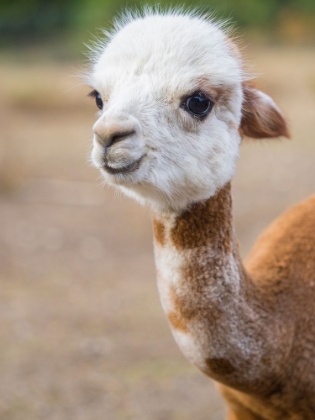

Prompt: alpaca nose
xmin=93 ymin=118 xmax=137 ymax=148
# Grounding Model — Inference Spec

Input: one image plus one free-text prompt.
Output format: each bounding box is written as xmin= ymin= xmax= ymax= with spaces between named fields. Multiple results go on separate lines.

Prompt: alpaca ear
xmin=240 ymin=82 xmax=290 ymax=139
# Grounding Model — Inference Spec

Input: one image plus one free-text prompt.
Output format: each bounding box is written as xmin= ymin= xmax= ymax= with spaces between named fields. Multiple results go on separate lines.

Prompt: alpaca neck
xmin=152 ymin=183 xmax=291 ymax=393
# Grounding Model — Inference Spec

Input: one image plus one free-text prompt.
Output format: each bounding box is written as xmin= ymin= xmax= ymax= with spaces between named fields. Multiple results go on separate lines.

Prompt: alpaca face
xmin=88 ymin=12 xmax=244 ymax=212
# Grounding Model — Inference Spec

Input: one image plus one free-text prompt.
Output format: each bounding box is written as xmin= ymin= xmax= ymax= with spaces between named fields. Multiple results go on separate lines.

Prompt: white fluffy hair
xmin=87 ymin=8 xmax=245 ymax=212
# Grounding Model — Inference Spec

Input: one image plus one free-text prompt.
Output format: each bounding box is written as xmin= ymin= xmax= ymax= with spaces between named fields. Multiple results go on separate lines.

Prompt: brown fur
xmin=164 ymin=185 xmax=234 ymax=338
xmin=169 ymin=283 xmax=195 ymax=322
xmin=232 ymin=194 xmax=315 ymax=419
xmin=205 ymin=358 xmax=236 ymax=375
xmin=195 ymin=77 xmax=232 ymax=103
xmin=153 ymin=184 xmax=315 ymax=419
xmin=170 ymin=183 xmax=232 ymax=252
xmin=167 ymin=309 xmax=189 ymax=333
xmin=192 ymin=77 xmax=237 ymax=117
xmin=153 ymin=219 xmax=166 ymax=246
xmin=240 ymin=82 xmax=290 ymax=139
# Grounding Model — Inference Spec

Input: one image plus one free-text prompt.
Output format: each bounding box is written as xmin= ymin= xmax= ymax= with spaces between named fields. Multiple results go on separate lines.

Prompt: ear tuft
xmin=240 ymin=82 xmax=290 ymax=139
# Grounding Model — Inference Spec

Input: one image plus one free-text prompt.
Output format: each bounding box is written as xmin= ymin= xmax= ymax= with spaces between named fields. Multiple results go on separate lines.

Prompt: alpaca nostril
xmin=108 ymin=130 xmax=136 ymax=148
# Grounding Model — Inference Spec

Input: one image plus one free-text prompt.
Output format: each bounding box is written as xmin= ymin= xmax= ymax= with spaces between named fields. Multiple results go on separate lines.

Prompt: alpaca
xmin=86 ymin=10 xmax=315 ymax=419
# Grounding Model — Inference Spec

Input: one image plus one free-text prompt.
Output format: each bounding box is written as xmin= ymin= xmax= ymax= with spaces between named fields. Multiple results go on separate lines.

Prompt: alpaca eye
xmin=95 ymin=93 xmax=103 ymax=110
xmin=185 ymin=93 xmax=213 ymax=117
xmin=88 ymin=89 xmax=104 ymax=110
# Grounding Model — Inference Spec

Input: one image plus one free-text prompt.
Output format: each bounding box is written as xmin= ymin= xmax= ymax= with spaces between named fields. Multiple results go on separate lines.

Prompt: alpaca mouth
xmin=102 ymin=155 xmax=145 ymax=175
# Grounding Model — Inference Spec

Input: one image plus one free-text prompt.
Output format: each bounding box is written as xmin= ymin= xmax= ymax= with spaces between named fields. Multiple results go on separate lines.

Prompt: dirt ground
xmin=0 ymin=45 xmax=314 ymax=420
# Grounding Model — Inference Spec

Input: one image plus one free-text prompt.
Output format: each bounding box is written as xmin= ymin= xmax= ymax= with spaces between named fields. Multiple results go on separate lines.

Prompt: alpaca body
xmin=86 ymin=9 xmax=312 ymax=419
xmin=153 ymin=185 xmax=315 ymax=419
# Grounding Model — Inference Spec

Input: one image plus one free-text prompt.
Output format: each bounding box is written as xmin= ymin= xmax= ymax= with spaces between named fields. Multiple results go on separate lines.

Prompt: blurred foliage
xmin=1 ymin=0 xmax=315 ymax=51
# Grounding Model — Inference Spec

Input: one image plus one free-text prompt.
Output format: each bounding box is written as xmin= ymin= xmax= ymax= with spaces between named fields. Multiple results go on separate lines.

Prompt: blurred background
xmin=0 ymin=1 xmax=315 ymax=419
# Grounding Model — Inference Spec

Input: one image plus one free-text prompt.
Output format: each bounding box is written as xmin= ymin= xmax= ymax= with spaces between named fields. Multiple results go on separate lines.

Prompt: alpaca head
xmin=87 ymin=10 xmax=288 ymax=212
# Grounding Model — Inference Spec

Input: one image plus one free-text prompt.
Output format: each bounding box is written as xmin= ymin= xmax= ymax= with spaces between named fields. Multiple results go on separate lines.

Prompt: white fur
xmin=155 ymin=238 xmax=243 ymax=370
xmin=87 ymin=9 xmax=244 ymax=212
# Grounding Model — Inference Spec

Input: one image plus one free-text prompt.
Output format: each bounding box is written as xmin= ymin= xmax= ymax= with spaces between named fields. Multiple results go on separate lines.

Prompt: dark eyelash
xmin=88 ymin=89 xmax=98 ymax=98
xmin=180 ymin=90 xmax=214 ymax=104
